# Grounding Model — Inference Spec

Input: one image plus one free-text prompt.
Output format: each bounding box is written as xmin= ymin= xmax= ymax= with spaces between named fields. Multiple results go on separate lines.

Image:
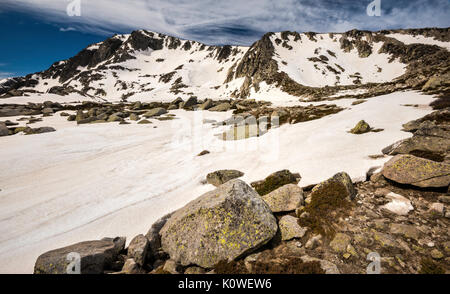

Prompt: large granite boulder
xmin=382 ymin=155 xmax=450 ymax=188
xmin=160 ymin=179 xmax=277 ymax=268
xmin=34 ymin=237 xmax=126 ymax=274
xmin=206 ymin=170 xmax=244 ymax=187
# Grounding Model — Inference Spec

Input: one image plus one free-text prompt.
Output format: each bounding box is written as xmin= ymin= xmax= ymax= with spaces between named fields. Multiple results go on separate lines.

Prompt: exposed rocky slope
xmin=1 ymin=28 xmax=449 ymax=102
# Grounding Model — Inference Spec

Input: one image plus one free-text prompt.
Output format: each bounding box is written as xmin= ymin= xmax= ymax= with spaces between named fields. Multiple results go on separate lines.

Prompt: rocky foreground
xmin=32 ymin=101 xmax=450 ymax=274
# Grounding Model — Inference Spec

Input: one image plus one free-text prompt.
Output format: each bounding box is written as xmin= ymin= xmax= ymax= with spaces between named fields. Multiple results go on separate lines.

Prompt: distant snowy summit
xmin=1 ymin=27 xmax=449 ymax=103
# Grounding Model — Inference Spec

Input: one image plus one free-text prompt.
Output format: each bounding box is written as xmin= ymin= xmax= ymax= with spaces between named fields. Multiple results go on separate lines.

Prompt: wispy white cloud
xmin=59 ymin=26 xmax=77 ymax=32
xmin=2 ymin=0 xmax=449 ymax=45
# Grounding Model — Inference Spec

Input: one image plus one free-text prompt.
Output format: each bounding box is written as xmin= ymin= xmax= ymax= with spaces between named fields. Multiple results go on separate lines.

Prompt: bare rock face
xmin=382 ymin=154 xmax=450 ymax=188
xmin=34 ymin=237 xmax=126 ymax=274
xmin=160 ymin=179 xmax=278 ymax=268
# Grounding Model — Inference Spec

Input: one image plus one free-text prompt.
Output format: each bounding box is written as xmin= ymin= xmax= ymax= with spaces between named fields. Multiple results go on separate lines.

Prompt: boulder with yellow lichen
xmin=159 ymin=179 xmax=277 ymax=268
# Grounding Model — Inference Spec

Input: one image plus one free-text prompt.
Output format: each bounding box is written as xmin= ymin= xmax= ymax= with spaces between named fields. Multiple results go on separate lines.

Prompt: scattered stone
xmin=24 ymin=127 xmax=56 ymax=135
xmin=278 ymin=215 xmax=307 ymax=241
xmin=209 ymin=102 xmax=231 ymax=112
xmin=121 ymin=258 xmax=145 ymax=274
xmin=129 ymin=113 xmax=139 ymax=121
xmin=197 ymin=150 xmax=210 ymax=156
xmin=429 ymin=203 xmax=445 ymax=216
xmin=206 ymin=170 xmax=244 ymax=187
xmin=34 ymin=237 xmax=126 ymax=274
xmin=382 ymin=155 xmax=450 ymax=188
xmin=329 ymin=233 xmax=352 ymax=253
xmin=127 ymin=234 xmax=149 ymax=266
xmin=184 ymin=266 xmax=206 ymax=274
xmin=163 ymin=260 xmax=180 ymax=274
xmin=430 ymin=249 xmax=444 ymax=260
xmin=305 ymin=234 xmax=322 ymax=250
xmin=160 ymin=179 xmax=278 ymax=268
xmin=262 ymin=184 xmax=304 ymax=213
xmin=350 ymin=120 xmax=371 ymax=134
xmin=438 ymin=196 xmax=450 ymax=204
xmin=0 ymin=122 xmax=8 ymax=136
xmin=390 ymin=224 xmax=421 ymax=240
xmin=300 ymin=255 xmax=339 ymax=274
xmin=251 ymin=170 xmax=301 ymax=196
xmin=144 ymin=108 xmax=167 ymax=118
xmin=381 ymin=192 xmax=414 ymax=216
xmin=137 ymin=119 xmax=152 ymax=124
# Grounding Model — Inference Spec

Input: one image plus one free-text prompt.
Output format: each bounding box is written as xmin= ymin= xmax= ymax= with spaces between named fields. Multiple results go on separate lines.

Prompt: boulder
xmin=382 ymin=155 xmax=450 ymax=188
xmin=0 ymin=122 xmax=9 ymax=136
xmin=382 ymin=136 xmax=450 ymax=162
xmin=137 ymin=119 xmax=152 ymax=124
xmin=251 ymin=170 xmax=301 ymax=196
xmin=42 ymin=108 xmax=54 ymax=115
xmin=127 ymin=234 xmax=149 ymax=266
xmin=209 ymin=102 xmax=231 ymax=112
xmin=390 ymin=224 xmax=421 ymax=240
xmin=121 ymin=258 xmax=145 ymax=274
xmin=199 ymin=99 xmax=214 ymax=110
xmin=262 ymin=184 xmax=304 ymax=212
xmin=206 ymin=170 xmax=244 ymax=187
xmin=278 ymin=215 xmax=307 ymax=241
xmin=310 ymin=172 xmax=357 ymax=201
xmin=350 ymin=120 xmax=371 ymax=134
xmin=181 ymin=96 xmax=197 ymax=109
xmin=24 ymin=127 xmax=56 ymax=135
xmin=129 ymin=113 xmax=139 ymax=121
xmin=160 ymin=179 xmax=278 ymax=268
xmin=329 ymin=233 xmax=351 ymax=253
xmin=34 ymin=237 xmax=126 ymax=274
xmin=144 ymin=108 xmax=167 ymax=118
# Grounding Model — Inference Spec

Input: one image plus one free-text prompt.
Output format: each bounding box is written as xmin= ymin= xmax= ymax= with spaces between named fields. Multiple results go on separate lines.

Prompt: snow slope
xmin=0 ymin=91 xmax=435 ymax=273
xmin=271 ymin=33 xmax=406 ymax=87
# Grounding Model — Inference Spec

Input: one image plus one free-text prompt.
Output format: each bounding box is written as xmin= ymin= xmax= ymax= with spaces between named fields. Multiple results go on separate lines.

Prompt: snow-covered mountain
xmin=1 ymin=28 xmax=449 ymax=103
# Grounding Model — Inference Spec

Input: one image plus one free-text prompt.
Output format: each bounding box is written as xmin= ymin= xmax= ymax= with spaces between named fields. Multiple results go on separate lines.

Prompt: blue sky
xmin=1 ymin=0 xmax=449 ymax=79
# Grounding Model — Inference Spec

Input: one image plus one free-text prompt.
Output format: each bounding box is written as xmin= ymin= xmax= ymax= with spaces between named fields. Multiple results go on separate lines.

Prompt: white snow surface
xmin=387 ymin=33 xmax=450 ymax=51
xmin=0 ymin=90 xmax=436 ymax=273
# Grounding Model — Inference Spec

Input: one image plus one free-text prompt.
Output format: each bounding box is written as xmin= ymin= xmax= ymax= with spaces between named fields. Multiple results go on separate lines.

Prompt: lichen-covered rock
xmin=160 ymin=179 xmax=278 ymax=268
xmin=350 ymin=120 xmax=371 ymax=134
xmin=382 ymin=155 xmax=450 ymax=188
xmin=143 ymin=107 xmax=167 ymax=118
xmin=310 ymin=172 xmax=357 ymax=201
xmin=251 ymin=170 xmax=301 ymax=196
xmin=34 ymin=237 xmax=126 ymax=274
xmin=278 ymin=215 xmax=307 ymax=241
xmin=127 ymin=234 xmax=149 ymax=266
xmin=206 ymin=170 xmax=244 ymax=187
xmin=329 ymin=233 xmax=351 ymax=253
xmin=262 ymin=184 xmax=304 ymax=212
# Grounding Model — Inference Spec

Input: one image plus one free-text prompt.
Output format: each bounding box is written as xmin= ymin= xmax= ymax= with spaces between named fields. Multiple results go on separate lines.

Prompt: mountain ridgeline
xmin=1 ymin=27 xmax=449 ymax=102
